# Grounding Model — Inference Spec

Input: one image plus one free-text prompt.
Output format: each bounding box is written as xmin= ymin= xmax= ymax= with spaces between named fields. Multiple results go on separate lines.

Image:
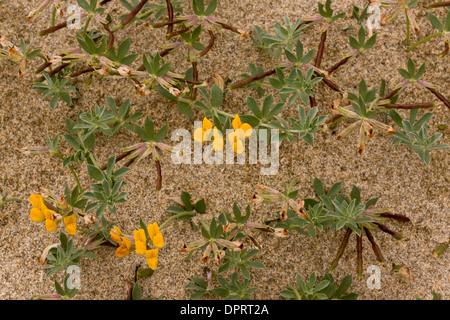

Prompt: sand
xmin=0 ymin=0 xmax=448 ymax=300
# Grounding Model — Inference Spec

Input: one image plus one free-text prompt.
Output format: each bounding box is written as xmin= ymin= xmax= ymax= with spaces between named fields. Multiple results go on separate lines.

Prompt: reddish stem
xmin=329 ymin=228 xmax=352 ymax=272
xmin=190 ymin=61 xmax=199 ymax=101
xmin=35 ymin=63 xmax=70 ymax=82
xmin=155 ymin=159 xmax=162 ymax=192
xmin=199 ymin=30 xmax=215 ymax=57
xmin=374 ymin=223 xmax=403 ymax=240
xmin=70 ymin=67 xmax=95 ymax=78
xmin=425 ymin=87 xmax=450 ymax=111
xmin=230 ymin=69 xmax=276 ymax=89
xmin=39 ymin=21 xmax=68 ymax=36
xmin=356 ymin=235 xmax=363 ymax=280
xmin=166 ymin=0 xmax=174 ymax=35
xmin=327 ymin=55 xmax=352 ymax=75
xmin=383 ymin=103 xmax=436 ymax=109
xmin=315 ymin=29 xmax=328 ymax=69
xmin=428 ymin=1 xmax=450 ymax=8
xmin=121 ymin=0 xmax=149 ymax=26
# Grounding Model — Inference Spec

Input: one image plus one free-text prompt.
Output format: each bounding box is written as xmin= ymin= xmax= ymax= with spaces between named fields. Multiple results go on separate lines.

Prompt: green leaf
xmin=211 ymin=84 xmax=223 ymax=108
xmin=428 ymin=12 xmax=444 ymax=31
xmin=87 ymin=164 xmax=104 ymax=181
xmin=132 ymin=282 xmax=142 ymax=300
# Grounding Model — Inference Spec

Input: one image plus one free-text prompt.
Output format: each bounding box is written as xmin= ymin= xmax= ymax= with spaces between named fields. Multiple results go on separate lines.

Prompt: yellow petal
xmin=147 ymin=222 xmax=160 ymax=240
xmin=64 ymin=214 xmax=76 ymax=225
xmin=43 ymin=208 xmax=55 ymax=220
xmin=134 ymin=229 xmax=146 ymax=243
xmin=202 ymin=117 xmax=213 ymax=131
xmin=45 ymin=219 xmax=57 ymax=232
xmin=30 ymin=208 xmax=45 ymax=223
xmin=145 ymin=249 xmax=159 ymax=270
xmin=135 ymin=241 xmax=146 ymax=255
xmin=232 ymin=114 xmax=242 ymax=130
xmin=110 ymin=226 xmax=123 ymax=245
xmin=240 ymin=123 xmax=253 ymax=138
xmin=213 ymin=136 xmax=224 ymax=151
xmin=227 ymin=131 xmax=238 ymax=145
xmin=234 ymin=139 xmax=244 ymax=154
xmin=65 ymin=223 xmax=77 ymax=236
xmin=193 ymin=127 xmax=205 ymax=143
xmin=29 ymin=194 xmax=45 ymax=209
xmin=152 ymin=233 xmax=165 ymax=248
xmin=116 ymin=238 xmax=131 ymax=257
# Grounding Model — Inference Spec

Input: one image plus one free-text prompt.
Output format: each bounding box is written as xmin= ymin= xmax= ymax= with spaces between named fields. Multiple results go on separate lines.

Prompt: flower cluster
xmin=194 ymin=114 xmax=253 ymax=154
xmin=110 ymin=222 xmax=165 ymax=270
xmin=29 ymin=193 xmax=77 ymax=235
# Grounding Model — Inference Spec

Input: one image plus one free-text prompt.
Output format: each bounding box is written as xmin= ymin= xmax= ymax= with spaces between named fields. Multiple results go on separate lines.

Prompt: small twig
xmin=167 ymin=26 xmax=192 ymax=39
xmin=425 ymin=86 xmax=450 ymax=111
xmin=104 ymin=24 xmax=115 ymax=51
xmin=327 ymin=55 xmax=352 ymax=75
xmin=379 ymin=212 xmax=410 ymax=222
xmin=100 ymin=150 xmax=134 ymax=170
xmin=39 ymin=21 xmax=68 ymax=36
xmin=35 ymin=60 xmax=52 ymax=74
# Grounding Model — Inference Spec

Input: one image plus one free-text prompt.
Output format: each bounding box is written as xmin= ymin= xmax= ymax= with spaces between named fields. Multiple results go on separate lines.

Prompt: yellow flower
xmin=116 ymin=236 xmax=131 ymax=258
xmin=44 ymin=208 xmax=57 ymax=232
xmin=194 ymin=117 xmax=213 ymax=143
xmin=134 ymin=229 xmax=147 ymax=255
xmin=64 ymin=214 xmax=77 ymax=235
xmin=147 ymin=222 xmax=164 ymax=249
xmin=231 ymin=114 xmax=253 ymax=139
xmin=145 ymin=249 xmax=159 ymax=270
xmin=110 ymin=226 xmax=123 ymax=245
xmin=228 ymin=114 xmax=252 ymax=154
xmin=29 ymin=194 xmax=46 ymax=223
xmin=211 ymin=127 xmax=224 ymax=151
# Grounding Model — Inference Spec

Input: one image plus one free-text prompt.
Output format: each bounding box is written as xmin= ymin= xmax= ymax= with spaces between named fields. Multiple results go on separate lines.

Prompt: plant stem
xmin=34 ymin=63 xmax=70 ymax=82
xmin=53 ymin=152 xmax=83 ymax=193
xmin=406 ymin=32 xmax=442 ymax=52
xmin=428 ymin=1 xmax=450 ymax=8
xmin=166 ymin=0 xmax=174 ymax=35
xmin=356 ymin=235 xmax=363 ymax=280
xmin=327 ymin=54 xmax=354 ymax=75
xmin=383 ymin=103 xmax=436 ymax=109
xmin=51 ymin=6 xmax=56 ymax=27
xmin=155 ymin=159 xmax=162 ymax=192
xmin=39 ymin=21 xmax=68 ymax=36
xmin=120 ymin=0 xmax=149 ymax=27
xmin=199 ymin=30 xmax=215 ymax=57
xmin=229 ymin=69 xmax=276 ymax=89
xmin=329 ymin=228 xmax=352 ymax=273
xmin=405 ymin=8 xmax=410 ymax=46
xmin=190 ymin=61 xmax=198 ymax=100
xmin=315 ymin=29 xmax=328 ymax=68
xmin=379 ymin=212 xmax=410 ymax=222
xmin=82 ymin=16 xmax=92 ymax=35
xmin=364 ymin=227 xmax=385 ymax=263
xmin=160 ymin=212 xmax=195 ymax=230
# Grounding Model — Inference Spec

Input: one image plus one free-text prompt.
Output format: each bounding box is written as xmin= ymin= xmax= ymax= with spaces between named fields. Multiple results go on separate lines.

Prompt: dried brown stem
xmin=166 ymin=0 xmax=174 ymax=35
xmin=383 ymin=103 xmax=436 ymax=109
xmin=374 ymin=223 xmax=403 ymax=240
xmin=121 ymin=0 xmax=149 ymax=26
xmin=100 ymin=150 xmax=133 ymax=170
xmin=39 ymin=21 xmax=68 ymax=36
xmin=190 ymin=61 xmax=199 ymax=101
xmin=425 ymin=86 xmax=450 ymax=111
xmin=315 ymin=29 xmax=328 ymax=69
xmin=69 ymin=67 xmax=95 ymax=78
xmin=379 ymin=212 xmax=410 ymax=222
xmin=327 ymin=55 xmax=352 ymax=75
xmin=217 ymin=22 xmax=241 ymax=34
xmin=199 ymin=30 xmax=215 ymax=57
xmin=35 ymin=60 xmax=52 ymax=74
xmin=35 ymin=63 xmax=70 ymax=82
xmin=356 ymin=235 xmax=363 ymax=280
xmin=230 ymin=69 xmax=276 ymax=89
xmin=151 ymin=19 xmax=185 ymax=28
xmin=309 ymin=96 xmax=317 ymax=108
xmin=329 ymin=228 xmax=352 ymax=272
xmin=155 ymin=159 xmax=162 ymax=192
xmin=104 ymin=24 xmax=115 ymax=52
xmin=364 ymin=227 xmax=385 ymax=263
xmin=167 ymin=26 xmax=192 ymax=39
xmin=428 ymin=1 xmax=450 ymax=8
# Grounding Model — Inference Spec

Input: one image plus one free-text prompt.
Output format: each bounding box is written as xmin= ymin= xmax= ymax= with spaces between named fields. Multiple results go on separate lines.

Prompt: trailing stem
xmin=120 ymin=0 xmax=149 ymax=27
